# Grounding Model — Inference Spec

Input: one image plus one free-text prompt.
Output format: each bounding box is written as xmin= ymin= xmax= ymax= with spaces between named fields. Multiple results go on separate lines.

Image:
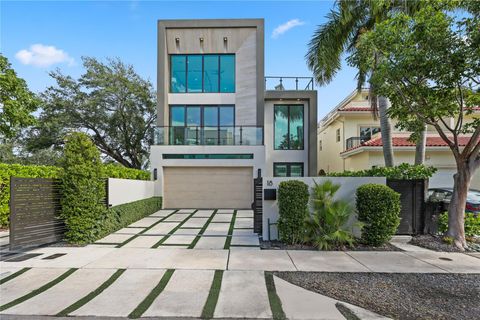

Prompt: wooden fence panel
xmin=9 ymin=177 xmax=65 ymax=250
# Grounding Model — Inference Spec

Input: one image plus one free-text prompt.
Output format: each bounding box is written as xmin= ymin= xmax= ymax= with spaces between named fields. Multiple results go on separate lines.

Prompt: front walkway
xmin=1 ymin=209 xmax=479 ymax=319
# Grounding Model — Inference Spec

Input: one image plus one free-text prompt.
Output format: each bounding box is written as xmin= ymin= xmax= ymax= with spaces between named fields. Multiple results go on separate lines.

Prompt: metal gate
xmin=9 ymin=177 xmax=65 ymax=250
xmin=252 ymin=169 xmax=263 ymax=235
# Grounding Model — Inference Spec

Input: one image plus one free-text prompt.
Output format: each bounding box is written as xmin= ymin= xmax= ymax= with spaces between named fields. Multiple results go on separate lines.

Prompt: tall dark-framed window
xmin=170 ymin=54 xmax=235 ymax=93
xmin=168 ymin=105 xmax=235 ymax=145
xmin=359 ymin=126 xmax=380 ymax=142
xmin=273 ymin=163 xmax=304 ymax=177
xmin=274 ymin=105 xmax=304 ymax=150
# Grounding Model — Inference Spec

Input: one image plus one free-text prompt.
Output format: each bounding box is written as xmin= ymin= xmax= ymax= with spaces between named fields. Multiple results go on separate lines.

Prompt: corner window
xmin=274 ymin=105 xmax=304 ymax=150
xmin=274 ymin=163 xmax=304 ymax=177
xmin=336 ymin=128 xmax=341 ymax=142
xmin=170 ymin=54 xmax=235 ymax=93
xmin=360 ymin=126 xmax=381 ymax=142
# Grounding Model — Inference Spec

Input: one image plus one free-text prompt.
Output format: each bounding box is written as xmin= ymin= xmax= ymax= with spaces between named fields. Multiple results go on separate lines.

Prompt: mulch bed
xmin=274 ymin=272 xmax=480 ymax=320
xmin=410 ymin=235 xmax=480 ymax=252
xmin=261 ymin=240 xmax=402 ymax=251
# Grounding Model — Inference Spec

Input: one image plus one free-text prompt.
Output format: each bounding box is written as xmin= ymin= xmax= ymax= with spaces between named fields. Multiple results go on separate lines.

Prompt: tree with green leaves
xmin=306 ymin=0 xmax=424 ymax=167
xmin=0 ymin=54 xmax=39 ymax=139
xmin=30 ymin=57 xmax=156 ymax=169
xmin=355 ymin=1 xmax=479 ymax=250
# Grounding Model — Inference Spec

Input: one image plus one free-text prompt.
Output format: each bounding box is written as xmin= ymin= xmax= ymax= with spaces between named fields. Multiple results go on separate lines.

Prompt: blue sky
xmin=1 ymin=0 xmax=358 ymax=120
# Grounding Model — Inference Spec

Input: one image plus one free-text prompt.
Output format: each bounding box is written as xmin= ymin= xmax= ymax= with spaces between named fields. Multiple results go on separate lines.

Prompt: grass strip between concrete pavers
xmin=0 ymin=268 xmax=77 ymax=312
xmin=223 ymin=210 xmax=237 ymax=249
xmin=151 ymin=210 xmax=197 ymax=248
xmin=265 ymin=272 xmax=287 ymax=320
xmin=0 ymin=267 xmax=31 ymax=285
xmin=188 ymin=209 xmax=218 ymax=249
xmin=56 ymin=268 xmax=126 ymax=317
xmin=200 ymin=269 xmax=224 ymax=319
xmin=128 ymin=269 xmax=175 ymax=319
xmin=116 ymin=210 xmax=179 ymax=248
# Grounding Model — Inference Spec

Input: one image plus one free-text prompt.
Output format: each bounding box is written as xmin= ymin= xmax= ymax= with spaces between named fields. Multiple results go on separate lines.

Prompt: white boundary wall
xmin=262 ymin=176 xmax=386 ymax=240
xmin=108 ymin=178 xmax=155 ymax=207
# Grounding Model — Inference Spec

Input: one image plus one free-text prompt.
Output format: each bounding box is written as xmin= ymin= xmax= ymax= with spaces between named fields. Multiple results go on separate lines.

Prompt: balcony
xmin=153 ymin=126 xmax=264 ymax=146
xmin=346 ymin=136 xmax=369 ymax=150
xmin=265 ymin=76 xmax=314 ymax=91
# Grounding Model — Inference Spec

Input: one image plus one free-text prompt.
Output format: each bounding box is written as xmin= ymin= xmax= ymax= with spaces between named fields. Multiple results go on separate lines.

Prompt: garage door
xmin=163 ymin=167 xmax=253 ymax=209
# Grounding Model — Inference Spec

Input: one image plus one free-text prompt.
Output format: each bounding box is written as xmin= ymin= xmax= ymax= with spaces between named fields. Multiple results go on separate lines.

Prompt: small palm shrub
xmin=277 ymin=180 xmax=309 ymax=244
xmin=304 ymin=180 xmax=358 ymax=250
xmin=356 ymin=184 xmax=401 ymax=246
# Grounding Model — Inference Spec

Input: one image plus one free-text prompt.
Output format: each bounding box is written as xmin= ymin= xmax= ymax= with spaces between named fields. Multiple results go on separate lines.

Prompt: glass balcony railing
xmin=153 ymin=126 xmax=264 ymax=146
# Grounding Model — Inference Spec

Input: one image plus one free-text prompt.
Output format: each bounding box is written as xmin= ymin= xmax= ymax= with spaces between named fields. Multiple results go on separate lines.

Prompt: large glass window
xmin=171 ymin=55 xmax=186 ymax=93
xmin=170 ymin=54 xmax=235 ymax=93
xmin=360 ymin=126 xmax=381 ymax=142
xmin=274 ymin=105 xmax=304 ymax=150
xmin=274 ymin=163 xmax=304 ymax=177
xmin=220 ymin=55 xmax=235 ymax=93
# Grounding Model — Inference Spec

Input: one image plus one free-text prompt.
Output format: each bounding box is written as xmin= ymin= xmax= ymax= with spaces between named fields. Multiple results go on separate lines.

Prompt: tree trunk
xmin=415 ymin=125 xmax=427 ymax=165
xmin=377 ymin=96 xmax=395 ymax=167
xmin=446 ymin=163 xmax=472 ymax=250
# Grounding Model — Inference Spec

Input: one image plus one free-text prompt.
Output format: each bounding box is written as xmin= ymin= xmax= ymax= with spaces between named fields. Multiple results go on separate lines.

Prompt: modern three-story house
xmin=150 ymin=19 xmax=317 ymax=209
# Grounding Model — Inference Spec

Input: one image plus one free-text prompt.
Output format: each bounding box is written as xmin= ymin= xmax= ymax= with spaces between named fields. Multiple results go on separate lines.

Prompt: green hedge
xmin=356 ymin=184 xmax=401 ymax=246
xmin=438 ymin=212 xmax=480 ymax=238
xmin=0 ymin=163 xmax=149 ymax=227
xmin=326 ymin=163 xmax=437 ymax=180
xmin=0 ymin=163 xmax=62 ymax=227
xmin=277 ymin=180 xmax=310 ymax=244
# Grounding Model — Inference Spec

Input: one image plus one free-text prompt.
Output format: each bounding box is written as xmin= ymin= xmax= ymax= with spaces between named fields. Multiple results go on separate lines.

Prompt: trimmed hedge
xmin=438 ymin=212 xmax=480 ymax=238
xmin=356 ymin=184 xmax=401 ymax=246
xmin=0 ymin=163 xmax=62 ymax=227
xmin=327 ymin=163 xmax=436 ymax=180
xmin=277 ymin=180 xmax=309 ymax=244
xmin=0 ymin=163 xmax=149 ymax=227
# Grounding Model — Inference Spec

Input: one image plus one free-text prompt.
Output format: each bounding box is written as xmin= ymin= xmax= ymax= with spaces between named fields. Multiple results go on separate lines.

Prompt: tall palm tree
xmin=307 ymin=0 xmax=422 ymax=167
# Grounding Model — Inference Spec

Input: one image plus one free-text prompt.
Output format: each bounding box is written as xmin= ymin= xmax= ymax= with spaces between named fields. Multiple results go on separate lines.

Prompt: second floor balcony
xmin=153 ymin=126 xmax=264 ymax=146
xmin=265 ymin=76 xmax=315 ymax=91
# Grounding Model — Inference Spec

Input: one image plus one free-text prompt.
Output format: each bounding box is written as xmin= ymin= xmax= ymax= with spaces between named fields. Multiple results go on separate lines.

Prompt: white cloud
xmin=15 ymin=44 xmax=75 ymax=67
xmin=272 ymin=19 xmax=305 ymax=39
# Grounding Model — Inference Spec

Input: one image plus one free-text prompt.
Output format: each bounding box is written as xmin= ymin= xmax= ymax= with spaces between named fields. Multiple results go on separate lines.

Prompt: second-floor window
xmin=170 ymin=54 xmax=235 ymax=93
xmin=274 ymin=105 xmax=304 ymax=150
xmin=360 ymin=126 xmax=381 ymax=142
xmin=336 ymin=128 xmax=341 ymax=142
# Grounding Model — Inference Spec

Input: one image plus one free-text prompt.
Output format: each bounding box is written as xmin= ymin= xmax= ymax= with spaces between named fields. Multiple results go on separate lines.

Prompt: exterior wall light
xmin=175 ymin=37 xmax=180 ymax=43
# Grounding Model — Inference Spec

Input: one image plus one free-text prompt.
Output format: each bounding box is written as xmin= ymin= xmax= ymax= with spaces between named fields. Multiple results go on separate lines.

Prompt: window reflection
xmin=274 ymin=105 xmax=304 ymax=150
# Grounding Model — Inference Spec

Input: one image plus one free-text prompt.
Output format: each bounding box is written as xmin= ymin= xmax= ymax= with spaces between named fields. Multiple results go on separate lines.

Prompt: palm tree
xmin=306 ymin=0 xmax=422 ymax=167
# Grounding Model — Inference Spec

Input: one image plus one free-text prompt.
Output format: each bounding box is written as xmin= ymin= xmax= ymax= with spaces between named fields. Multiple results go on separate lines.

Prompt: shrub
xmin=0 ymin=163 xmax=61 ymax=227
xmin=60 ymin=133 xmax=108 ymax=244
xmin=438 ymin=212 xmax=480 ymax=238
xmin=103 ymin=163 xmax=150 ymax=180
xmin=327 ymin=163 xmax=436 ymax=180
xmin=304 ymin=180 xmax=358 ymax=250
xmin=277 ymin=180 xmax=309 ymax=244
xmin=356 ymin=184 xmax=401 ymax=246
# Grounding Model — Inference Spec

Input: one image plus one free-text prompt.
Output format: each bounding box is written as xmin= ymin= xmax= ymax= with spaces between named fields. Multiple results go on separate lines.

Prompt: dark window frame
xmin=336 ymin=128 xmax=341 ymax=142
xmin=169 ymin=54 xmax=235 ymax=93
xmin=273 ymin=162 xmax=305 ymax=177
xmin=273 ymin=104 xmax=305 ymax=150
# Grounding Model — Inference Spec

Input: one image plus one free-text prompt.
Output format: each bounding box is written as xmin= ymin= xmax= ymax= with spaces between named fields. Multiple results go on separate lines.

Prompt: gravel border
xmin=410 ymin=235 xmax=480 ymax=252
xmin=274 ymin=272 xmax=480 ymax=320
xmin=261 ymin=240 xmax=402 ymax=251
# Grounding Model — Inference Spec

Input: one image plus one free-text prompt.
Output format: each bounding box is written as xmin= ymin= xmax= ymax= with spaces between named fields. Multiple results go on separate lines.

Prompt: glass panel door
xmin=186 ymin=106 xmax=201 ymax=145
xmin=203 ymin=106 xmax=218 ymax=145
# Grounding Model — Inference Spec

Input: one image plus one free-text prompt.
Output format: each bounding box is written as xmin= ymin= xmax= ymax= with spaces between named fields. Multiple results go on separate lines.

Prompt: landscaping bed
xmin=410 ymin=235 xmax=480 ymax=252
xmin=260 ymin=240 xmax=402 ymax=251
xmin=274 ymin=271 xmax=480 ymax=320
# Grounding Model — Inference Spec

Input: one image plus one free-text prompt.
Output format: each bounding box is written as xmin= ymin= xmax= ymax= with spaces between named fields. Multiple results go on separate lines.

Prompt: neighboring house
xmin=150 ymin=19 xmax=317 ymax=208
xmin=317 ymin=89 xmax=480 ymax=189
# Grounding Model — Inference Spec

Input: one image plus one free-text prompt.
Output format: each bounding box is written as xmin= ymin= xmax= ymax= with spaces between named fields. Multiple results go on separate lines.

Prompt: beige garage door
xmin=163 ymin=167 xmax=253 ymax=209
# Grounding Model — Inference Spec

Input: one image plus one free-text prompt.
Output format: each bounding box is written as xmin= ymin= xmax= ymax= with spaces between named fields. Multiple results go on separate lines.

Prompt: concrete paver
xmin=4 ymin=269 xmax=115 ymax=315
xmin=212 ymin=214 xmax=233 ymax=223
xmin=231 ymin=236 xmax=259 ymax=246
xmin=128 ymin=217 xmax=161 ymax=228
xmin=113 ymin=227 xmax=145 ymax=235
xmin=229 ymin=250 xmax=296 ymax=271
xmin=143 ymin=222 xmax=179 ymax=235
xmin=0 ymin=268 xmax=21 ymax=280
xmin=217 ymin=209 xmax=234 ymax=214
xmin=149 ymin=210 xmax=176 ymax=217
xmin=274 ymin=275 xmax=345 ymax=320
xmin=162 ymin=235 xmax=196 ymax=245
xmin=172 ymin=228 xmax=201 ymax=236
xmin=193 ymin=210 xmax=214 ymax=217
xmin=164 ymin=213 xmax=191 ymax=222
xmin=0 ymin=268 xmax=69 ymax=306
xmin=72 ymin=269 xmax=166 ymax=317
xmin=144 ymin=269 xmax=214 ymax=318
xmin=203 ymin=223 xmax=230 ymax=236
xmin=96 ymin=234 xmax=132 ymax=244
xmin=215 ymin=270 xmax=271 ymax=319
xmin=236 ymin=210 xmax=253 ymax=218
xmin=347 ymin=252 xmax=447 ymax=273
xmin=234 ymin=218 xmax=253 ymax=229
xmin=404 ymin=251 xmax=480 ymax=273
xmin=193 ymin=236 xmax=226 ymax=249
xmin=122 ymin=236 xmax=161 ymax=248
xmin=182 ymin=218 xmax=208 ymax=228
xmin=233 ymin=229 xmax=256 ymax=236
xmin=177 ymin=209 xmax=196 ymax=214
xmin=288 ymin=251 xmax=370 ymax=272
